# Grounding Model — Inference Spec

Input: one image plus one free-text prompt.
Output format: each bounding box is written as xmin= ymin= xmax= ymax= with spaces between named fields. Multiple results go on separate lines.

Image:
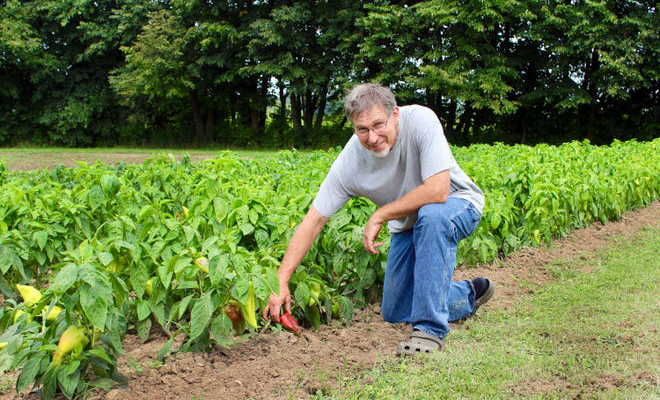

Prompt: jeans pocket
xmin=468 ymin=204 xmax=482 ymax=234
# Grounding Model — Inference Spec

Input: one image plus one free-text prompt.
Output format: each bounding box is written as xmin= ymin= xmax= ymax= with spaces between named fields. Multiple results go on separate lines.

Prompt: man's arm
xmin=363 ymin=170 xmax=450 ymax=253
xmin=264 ymin=205 xmax=329 ymax=322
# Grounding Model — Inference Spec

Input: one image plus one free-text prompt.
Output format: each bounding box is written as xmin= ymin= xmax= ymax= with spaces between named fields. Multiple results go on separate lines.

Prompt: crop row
xmin=0 ymin=139 xmax=658 ymax=398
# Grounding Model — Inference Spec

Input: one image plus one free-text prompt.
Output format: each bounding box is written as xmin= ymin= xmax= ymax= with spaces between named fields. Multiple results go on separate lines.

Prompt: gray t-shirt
xmin=313 ymin=105 xmax=484 ymax=233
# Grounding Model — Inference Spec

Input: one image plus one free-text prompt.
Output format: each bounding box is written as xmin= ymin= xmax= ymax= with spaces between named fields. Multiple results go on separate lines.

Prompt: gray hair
xmin=344 ymin=83 xmax=397 ymax=121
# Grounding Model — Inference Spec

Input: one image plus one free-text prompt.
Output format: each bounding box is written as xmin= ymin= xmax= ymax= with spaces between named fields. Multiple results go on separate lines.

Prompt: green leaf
xmin=34 ymin=230 xmax=48 ymax=250
xmin=233 ymin=275 xmax=249 ymax=303
xmin=210 ymin=313 xmax=233 ymax=343
xmin=42 ymin=365 xmax=58 ymax=400
xmin=177 ymin=295 xmax=194 ymax=320
xmin=265 ymin=267 xmax=280 ymax=296
xmin=294 ymin=282 xmax=310 ymax=308
xmin=157 ymin=335 xmax=177 ymax=362
xmin=158 ymin=261 xmax=173 ymax=290
xmin=254 ymin=229 xmax=270 ymax=248
xmin=130 ymin=262 xmax=149 ymax=298
xmin=137 ymin=318 xmax=152 ymax=343
xmin=137 ymin=300 xmax=151 ymax=321
xmin=98 ymin=252 xmax=114 ymax=267
xmin=100 ymin=174 xmax=120 ymax=196
xmin=248 ymin=208 xmax=259 ymax=224
xmin=173 ymin=256 xmax=193 ymax=275
xmin=16 ymin=354 xmax=42 ymax=392
xmin=306 ymin=305 xmax=321 ymax=330
xmin=183 ymin=225 xmax=196 ymax=243
xmin=189 ymin=291 xmax=215 ymax=341
xmin=209 ymin=254 xmax=229 ymax=286
xmin=338 ymin=296 xmax=354 ymax=324
xmin=0 ymin=244 xmax=23 ymax=276
xmin=150 ymin=301 xmax=166 ymax=327
xmin=490 ymin=212 xmax=501 ymax=230
xmin=213 ymin=198 xmax=228 ymax=221
xmin=252 ymin=275 xmax=269 ymax=301
xmin=58 ymin=366 xmax=80 ymax=399
xmin=87 ymin=186 xmax=105 ymax=210
xmin=86 ymin=348 xmax=114 ymax=365
xmin=81 ymin=283 xmax=108 ymax=330
xmin=51 ymin=263 xmax=80 ymax=294
xmin=239 ymin=222 xmax=255 ymax=236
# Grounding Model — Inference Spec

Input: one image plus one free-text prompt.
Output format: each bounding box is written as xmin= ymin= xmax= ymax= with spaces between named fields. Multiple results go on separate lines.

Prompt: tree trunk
xmin=520 ymin=108 xmax=528 ymax=144
xmin=291 ymin=93 xmax=302 ymax=132
xmin=258 ymin=75 xmax=268 ymax=133
xmin=250 ymin=99 xmax=259 ymax=133
xmin=304 ymin=88 xmax=315 ymax=129
xmin=446 ymin=98 xmax=457 ymax=141
xmin=278 ymin=83 xmax=288 ymax=119
xmin=191 ymin=93 xmax=205 ymax=143
xmin=314 ymin=83 xmax=328 ymax=130
xmin=204 ymin=105 xmax=215 ymax=143
xmin=585 ymin=49 xmax=600 ymax=143
xmin=456 ymin=104 xmax=473 ymax=145
xmin=339 ymin=114 xmax=347 ymax=130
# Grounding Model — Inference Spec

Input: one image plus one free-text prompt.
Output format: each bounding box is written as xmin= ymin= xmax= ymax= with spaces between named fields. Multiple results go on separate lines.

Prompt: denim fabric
xmin=381 ymin=197 xmax=482 ymax=339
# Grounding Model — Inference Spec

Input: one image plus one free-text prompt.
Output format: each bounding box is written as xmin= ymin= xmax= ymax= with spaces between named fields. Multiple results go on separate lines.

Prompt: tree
xmin=244 ymin=0 xmax=362 ymax=140
xmin=0 ymin=0 xmax=152 ymax=146
xmin=356 ymin=0 xmax=525 ymax=143
xmin=530 ymin=0 xmax=659 ymax=143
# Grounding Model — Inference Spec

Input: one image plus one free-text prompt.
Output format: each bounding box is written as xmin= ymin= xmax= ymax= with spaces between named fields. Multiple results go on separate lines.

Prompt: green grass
xmin=318 ymin=226 xmax=660 ymax=399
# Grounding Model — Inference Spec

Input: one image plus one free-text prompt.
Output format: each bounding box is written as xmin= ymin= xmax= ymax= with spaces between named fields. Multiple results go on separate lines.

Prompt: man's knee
xmin=416 ymin=204 xmax=452 ymax=234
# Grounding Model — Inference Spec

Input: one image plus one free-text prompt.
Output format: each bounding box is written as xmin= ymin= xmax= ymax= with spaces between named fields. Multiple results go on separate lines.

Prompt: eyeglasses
xmin=354 ymin=115 xmax=390 ymax=137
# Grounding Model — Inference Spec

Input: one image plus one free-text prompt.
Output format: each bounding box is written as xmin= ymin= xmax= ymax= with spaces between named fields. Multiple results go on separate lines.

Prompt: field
xmin=0 ymin=141 xmax=658 ymax=399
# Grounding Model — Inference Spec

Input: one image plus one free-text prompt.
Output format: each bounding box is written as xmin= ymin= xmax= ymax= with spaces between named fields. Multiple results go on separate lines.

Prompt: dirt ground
xmin=0 ymin=151 xmax=218 ymax=171
xmin=1 ymin=154 xmax=658 ymax=400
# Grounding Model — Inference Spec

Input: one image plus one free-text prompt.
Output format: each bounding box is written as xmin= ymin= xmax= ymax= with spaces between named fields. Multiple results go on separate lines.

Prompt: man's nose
xmin=367 ymin=129 xmax=379 ymax=143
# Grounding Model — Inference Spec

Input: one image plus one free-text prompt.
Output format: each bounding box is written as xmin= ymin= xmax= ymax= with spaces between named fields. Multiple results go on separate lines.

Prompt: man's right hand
xmin=263 ymin=284 xmax=291 ymax=323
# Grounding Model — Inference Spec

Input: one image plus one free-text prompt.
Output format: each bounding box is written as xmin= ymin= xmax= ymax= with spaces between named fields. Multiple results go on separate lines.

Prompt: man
xmin=264 ymin=83 xmax=494 ymax=355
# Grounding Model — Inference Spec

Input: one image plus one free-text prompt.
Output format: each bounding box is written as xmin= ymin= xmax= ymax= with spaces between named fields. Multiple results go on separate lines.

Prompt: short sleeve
xmin=414 ymin=107 xmax=455 ymax=180
xmin=312 ymin=168 xmax=351 ymax=217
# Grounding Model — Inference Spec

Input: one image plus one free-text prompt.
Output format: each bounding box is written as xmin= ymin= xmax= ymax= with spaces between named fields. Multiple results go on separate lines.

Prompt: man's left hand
xmin=363 ymin=213 xmax=385 ymax=254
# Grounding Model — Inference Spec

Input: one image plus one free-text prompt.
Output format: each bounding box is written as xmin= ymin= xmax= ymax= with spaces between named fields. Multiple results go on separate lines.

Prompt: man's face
xmin=352 ymin=105 xmax=399 ymax=158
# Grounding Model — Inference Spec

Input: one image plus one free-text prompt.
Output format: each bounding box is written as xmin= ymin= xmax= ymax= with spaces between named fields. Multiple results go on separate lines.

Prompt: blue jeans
xmin=381 ymin=197 xmax=482 ymax=339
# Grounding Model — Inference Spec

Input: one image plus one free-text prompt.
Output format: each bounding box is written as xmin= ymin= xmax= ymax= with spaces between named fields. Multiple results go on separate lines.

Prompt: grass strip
xmin=320 ymin=226 xmax=659 ymax=400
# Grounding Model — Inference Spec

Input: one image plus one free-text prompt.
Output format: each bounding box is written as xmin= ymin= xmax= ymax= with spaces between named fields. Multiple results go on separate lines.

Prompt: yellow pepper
xmin=0 ymin=342 xmax=7 ymax=349
xmin=195 ymin=257 xmax=209 ymax=274
xmin=309 ymin=281 xmax=321 ymax=306
xmin=13 ymin=309 xmax=32 ymax=324
xmin=244 ymin=281 xmax=257 ymax=329
xmin=145 ymin=277 xmax=155 ymax=296
xmin=43 ymin=305 xmax=64 ymax=321
xmin=16 ymin=284 xmax=42 ymax=306
xmin=52 ymin=325 xmax=87 ymax=365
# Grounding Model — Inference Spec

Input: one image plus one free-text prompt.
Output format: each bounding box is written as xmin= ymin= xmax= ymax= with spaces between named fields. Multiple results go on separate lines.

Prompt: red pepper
xmin=279 ymin=311 xmax=301 ymax=335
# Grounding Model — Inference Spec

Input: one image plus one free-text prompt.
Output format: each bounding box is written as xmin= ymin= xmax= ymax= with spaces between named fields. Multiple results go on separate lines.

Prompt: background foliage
xmin=1 ymin=0 xmax=657 ymax=147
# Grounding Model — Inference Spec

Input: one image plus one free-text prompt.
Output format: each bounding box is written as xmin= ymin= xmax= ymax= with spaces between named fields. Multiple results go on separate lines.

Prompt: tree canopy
xmin=1 ymin=0 xmax=657 ymax=147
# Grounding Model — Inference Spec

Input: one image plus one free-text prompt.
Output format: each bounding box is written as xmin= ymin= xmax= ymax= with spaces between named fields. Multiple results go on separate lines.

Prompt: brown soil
xmin=0 ymin=151 xmax=218 ymax=171
xmin=1 ymin=153 xmax=658 ymax=400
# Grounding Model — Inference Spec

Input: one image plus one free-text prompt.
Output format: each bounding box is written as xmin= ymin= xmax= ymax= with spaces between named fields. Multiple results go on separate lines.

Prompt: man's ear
xmin=392 ymin=106 xmax=400 ymax=117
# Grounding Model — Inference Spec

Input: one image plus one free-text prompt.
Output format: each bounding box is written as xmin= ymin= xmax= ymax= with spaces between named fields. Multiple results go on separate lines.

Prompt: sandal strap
xmin=410 ymin=330 xmax=444 ymax=346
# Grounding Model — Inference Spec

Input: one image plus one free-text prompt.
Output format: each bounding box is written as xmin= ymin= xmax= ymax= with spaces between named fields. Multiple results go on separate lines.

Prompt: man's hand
xmin=263 ymin=282 xmax=291 ymax=323
xmin=363 ymin=212 xmax=385 ymax=254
